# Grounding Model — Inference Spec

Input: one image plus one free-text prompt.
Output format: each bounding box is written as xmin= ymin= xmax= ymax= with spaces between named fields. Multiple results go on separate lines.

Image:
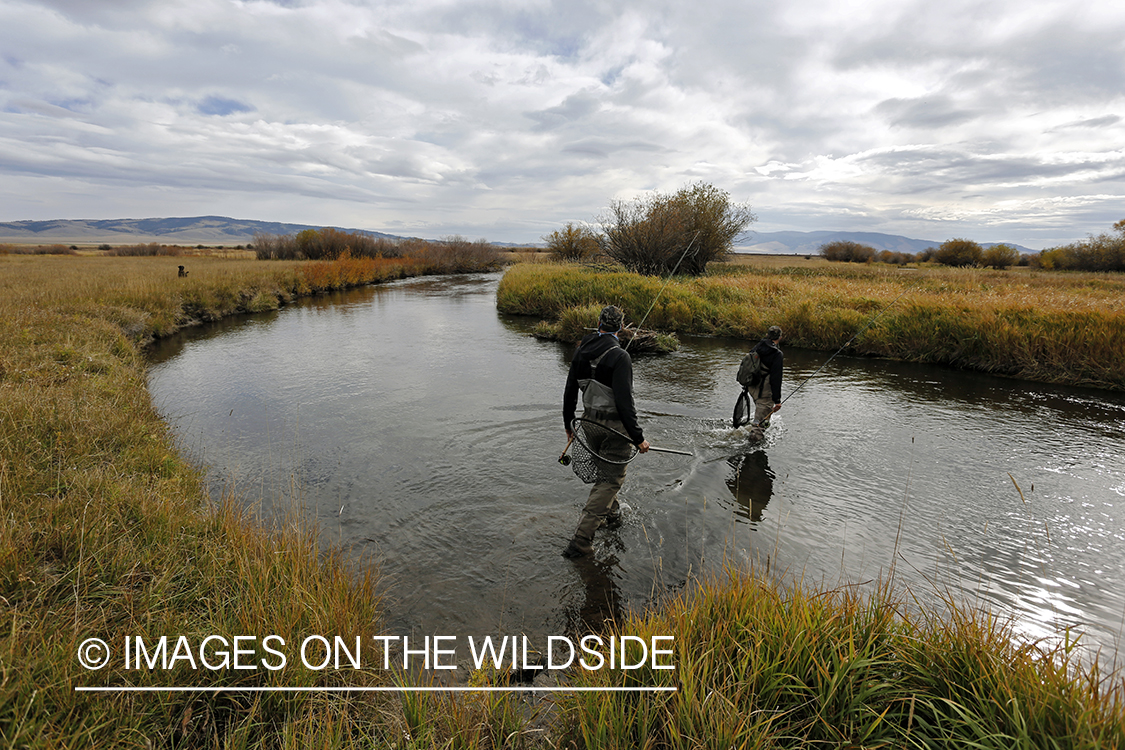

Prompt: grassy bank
xmin=497 ymin=262 xmax=1125 ymax=389
xmin=561 ymin=568 xmax=1124 ymax=749
xmin=0 ymin=254 xmax=450 ymax=747
xmin=4 ymin=254 xmax=1122 ymax=748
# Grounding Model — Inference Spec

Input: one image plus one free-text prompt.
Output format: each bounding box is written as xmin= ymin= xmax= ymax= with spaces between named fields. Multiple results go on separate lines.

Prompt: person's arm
xmin=563 ymin=362 xmax=579 ymax=435
xmin=769 ymin=350 xmax=783 ymax=409
xmin=610 ymin=351 xmax=645 ymax=445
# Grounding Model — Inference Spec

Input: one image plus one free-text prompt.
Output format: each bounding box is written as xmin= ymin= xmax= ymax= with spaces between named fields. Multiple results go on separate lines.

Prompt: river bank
xmin=3 ymin=254 xmax=1122 ymax=748
xmin=497 ymin=261 xmax=1125 ymax=390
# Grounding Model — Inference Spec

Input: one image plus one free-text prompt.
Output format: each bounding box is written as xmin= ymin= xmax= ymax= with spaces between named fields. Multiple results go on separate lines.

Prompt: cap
xmin=598 ymin=305 xmax=624 ymax=332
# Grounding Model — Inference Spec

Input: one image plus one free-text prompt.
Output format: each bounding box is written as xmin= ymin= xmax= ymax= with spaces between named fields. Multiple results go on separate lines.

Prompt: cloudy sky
xmin=1 ymin=0 xmax=1123 ymax=247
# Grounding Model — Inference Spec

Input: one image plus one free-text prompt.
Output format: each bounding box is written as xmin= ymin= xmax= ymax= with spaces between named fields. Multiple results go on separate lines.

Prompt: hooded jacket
xmin=563 ymin=332 xmax=644 ymax=444
xmin=752 ymin=337 xmax=784 ymax=403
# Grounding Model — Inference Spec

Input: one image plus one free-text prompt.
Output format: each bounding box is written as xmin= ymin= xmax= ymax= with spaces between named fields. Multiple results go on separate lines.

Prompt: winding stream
xmin=147 ymin=272 xmax=1125 ymax=668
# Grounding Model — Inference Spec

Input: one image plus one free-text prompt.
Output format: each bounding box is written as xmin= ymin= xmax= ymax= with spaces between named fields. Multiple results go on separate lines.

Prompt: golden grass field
xmin=2 ymin=252 xmax=1123 ymax=748
xmin=498 ymin=259 xmax=1125 ymax=390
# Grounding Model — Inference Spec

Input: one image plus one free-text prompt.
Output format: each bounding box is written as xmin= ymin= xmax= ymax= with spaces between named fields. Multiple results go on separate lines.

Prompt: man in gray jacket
xmin=561 ymin=306 xmax=650 ymax=558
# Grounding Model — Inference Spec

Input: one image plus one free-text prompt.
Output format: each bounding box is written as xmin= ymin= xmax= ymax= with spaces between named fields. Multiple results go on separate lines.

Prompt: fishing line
xmin=780 ymin=285 xmax=914 ymax=407
xmin=624 ymin=231 xmax=700 ymax=351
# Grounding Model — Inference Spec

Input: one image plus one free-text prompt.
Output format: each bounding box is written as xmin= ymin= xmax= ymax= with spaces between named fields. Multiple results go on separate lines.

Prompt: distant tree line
xmin=252 ymin=228 xmax=504 ymax=273
xmin=1030 ymin=220 xmax=1125 ymax=272
xmin=818 ymin=238 xmax=1023 ymax=269
xmin=818 ymin=220 xmax=1125 ymax=272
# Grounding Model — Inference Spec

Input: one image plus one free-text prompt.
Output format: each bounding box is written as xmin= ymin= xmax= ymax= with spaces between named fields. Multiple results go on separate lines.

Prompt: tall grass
xmin=0 ymin=254 xmax=482 ymax=748
xmin=6 ymin=253 xmax=1122 ymax=748
xmin=497 ymin=262 xmax=1125 ymax=389
xmin=559 ymin=566 xmax=1124 ymax=749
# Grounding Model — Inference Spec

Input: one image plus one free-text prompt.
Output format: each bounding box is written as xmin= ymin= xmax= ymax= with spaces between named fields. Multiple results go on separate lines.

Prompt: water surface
xmin=148 ymin=273 xmax=1125 ymax=666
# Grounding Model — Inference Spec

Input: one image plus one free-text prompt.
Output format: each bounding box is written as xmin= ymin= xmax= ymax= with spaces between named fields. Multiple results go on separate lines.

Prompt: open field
xmin=498 ymin=259 xmax=1125 ymax=390
xmin=3 ymin=254 xmax=1123 ymax=748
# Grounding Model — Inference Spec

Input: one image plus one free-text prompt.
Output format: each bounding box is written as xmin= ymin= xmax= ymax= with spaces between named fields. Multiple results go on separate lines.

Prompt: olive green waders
xmin=567 ymin=413 xmax=633 ymax=556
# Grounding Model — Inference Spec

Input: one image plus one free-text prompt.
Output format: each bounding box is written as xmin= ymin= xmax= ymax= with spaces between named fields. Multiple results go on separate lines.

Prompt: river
xmin=147 ymin=272 xmax=1125 ymax=668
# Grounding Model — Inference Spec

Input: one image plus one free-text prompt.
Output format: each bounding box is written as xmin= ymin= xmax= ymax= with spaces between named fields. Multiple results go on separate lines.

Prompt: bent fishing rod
xmin=779 ymin=285 xmax=914 ymax=407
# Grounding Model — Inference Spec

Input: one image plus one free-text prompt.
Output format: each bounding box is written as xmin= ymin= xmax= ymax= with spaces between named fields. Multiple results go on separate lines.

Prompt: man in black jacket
xmin=561 ymin=306 xmax=650 ymax=559
xmin=750 ymin=325 xmax=784 ymax=439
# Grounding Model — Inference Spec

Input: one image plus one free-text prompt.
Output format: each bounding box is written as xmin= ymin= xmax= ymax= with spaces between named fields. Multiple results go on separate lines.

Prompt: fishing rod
xmin=624 ymin=231 xmax=700 ymax=351
xmin=780 ymin=285 xmax=914 ymax=406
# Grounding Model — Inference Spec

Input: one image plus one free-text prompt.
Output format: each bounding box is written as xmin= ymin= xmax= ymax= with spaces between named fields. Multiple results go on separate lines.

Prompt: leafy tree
xmin=934 ymin=238 xmax=983 ymax=267
xmin=1032 ymin=219 xmax=1125 ymax=272
xmin=600 ymin=182 xmax=755 ymax=276
xmin=980 ymin=243 xmax=1020 ymax=269
xmin=544 ymin=222 xmax=602 ymax=261
xmin=820 ymin=240 xmax=876 ymax=263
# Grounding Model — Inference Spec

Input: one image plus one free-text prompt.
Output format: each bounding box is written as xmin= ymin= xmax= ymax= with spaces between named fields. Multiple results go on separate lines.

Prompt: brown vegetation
xmin=599 ymin=182 xmax=755 ymax=276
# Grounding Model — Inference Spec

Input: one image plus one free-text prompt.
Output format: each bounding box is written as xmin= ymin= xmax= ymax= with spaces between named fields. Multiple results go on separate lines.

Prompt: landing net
xmin=567 ymin=417 xmax=639 ymax=484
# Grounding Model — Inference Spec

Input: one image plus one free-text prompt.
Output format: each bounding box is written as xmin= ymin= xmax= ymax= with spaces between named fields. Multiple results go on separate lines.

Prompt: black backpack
xmin=736 ymin=349 xmax=765 ymax=388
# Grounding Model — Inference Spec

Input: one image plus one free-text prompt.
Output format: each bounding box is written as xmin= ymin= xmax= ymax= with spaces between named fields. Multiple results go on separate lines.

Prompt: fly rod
xmin=624 ymin=231 xmax=700 ymax=351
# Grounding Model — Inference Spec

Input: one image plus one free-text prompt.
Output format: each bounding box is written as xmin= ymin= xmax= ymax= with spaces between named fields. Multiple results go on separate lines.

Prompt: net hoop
xmin=571 ymin=417 xmax=639 ymax=466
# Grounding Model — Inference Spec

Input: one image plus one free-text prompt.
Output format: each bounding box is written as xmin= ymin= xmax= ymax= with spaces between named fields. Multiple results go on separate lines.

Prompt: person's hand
xmin=637 ymin=440 xmax=650 ymax=453
xmin=566 ymin=428 xmax=574 ymax=440
xmin=772 ymin=403 xmax=782 ymax=414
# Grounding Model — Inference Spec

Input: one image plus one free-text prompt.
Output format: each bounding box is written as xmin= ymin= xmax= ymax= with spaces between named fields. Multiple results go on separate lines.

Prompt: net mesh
xmin=733 ymin=390 xmax=752 ymax=428
xmin=567 ymin=418 xmax=638 ymax=484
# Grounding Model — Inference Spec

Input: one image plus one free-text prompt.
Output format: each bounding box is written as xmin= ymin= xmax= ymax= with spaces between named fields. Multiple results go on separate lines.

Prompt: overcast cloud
xmin=1 ymin=0 xmax=1123 ymax=246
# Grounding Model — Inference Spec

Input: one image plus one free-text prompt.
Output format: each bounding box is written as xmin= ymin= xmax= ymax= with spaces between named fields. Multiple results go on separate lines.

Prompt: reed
xmin=0 ymin=254 xmax=468 ymax=748
xmin=558 ymin=566 xmax=1125 ymax=749
xmin=7 ymin=253 xmax=1122 ymax=748
xmin=497 ymin=262 xmax=1125 ymax=389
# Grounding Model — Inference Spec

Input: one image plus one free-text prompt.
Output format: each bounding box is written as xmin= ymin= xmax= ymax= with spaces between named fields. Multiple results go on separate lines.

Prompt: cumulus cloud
xmin=0 ymin=0 xmax=1123 ymax=246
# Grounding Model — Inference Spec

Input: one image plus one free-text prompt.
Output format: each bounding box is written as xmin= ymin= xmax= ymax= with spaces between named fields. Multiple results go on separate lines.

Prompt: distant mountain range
xmin=736 ymin=230 xmax=1036 ymax=255
xmin=0 ymin=216 xmax=402 ymax=245
xmin=0 ymin=216 xmax=1037 ymax=254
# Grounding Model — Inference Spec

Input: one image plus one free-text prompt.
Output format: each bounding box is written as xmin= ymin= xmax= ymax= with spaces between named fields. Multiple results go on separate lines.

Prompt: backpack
xmin=736 ymin=349 xmax=765 ymax=388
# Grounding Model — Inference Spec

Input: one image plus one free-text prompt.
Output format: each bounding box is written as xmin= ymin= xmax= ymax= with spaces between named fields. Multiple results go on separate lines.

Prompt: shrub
xmin=8 ymin=244 xmax=77 ymax=255
xmin=106 ymin=242 xmax=181 ymax=256
xmin=253 ymin=228 xmax=404 ymax=260
xmin=1032 ymin=220 xmax=1125 ymax=272
xmin=406 ymin=235 xmax=504 ymax=273
xmin=544 ymin=222 xmax=602 ymax=261
xmin=935 ymin=238 xmax=983 ymax=267
xmin=981 ymin=243 xmax=1020 ymax=269
xmin=820 ymin=240 xmax=876 ymax=263
xmin=600 ymin=182 xmax=755 ymax=276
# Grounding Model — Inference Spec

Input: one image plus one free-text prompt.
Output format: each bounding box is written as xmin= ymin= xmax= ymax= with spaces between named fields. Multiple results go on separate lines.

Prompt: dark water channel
xmin=147 ymin=273 xmax=1125 ymax=668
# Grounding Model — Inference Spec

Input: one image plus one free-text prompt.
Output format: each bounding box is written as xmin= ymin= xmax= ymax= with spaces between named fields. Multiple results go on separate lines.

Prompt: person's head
xmin=767 ymin=325 xmax=782 ymax=342
xmin=598 ymin=305 xmax=624 ymax=333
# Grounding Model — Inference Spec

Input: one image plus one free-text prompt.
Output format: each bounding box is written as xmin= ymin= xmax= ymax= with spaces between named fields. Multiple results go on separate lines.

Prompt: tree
xmin=820 ymin=240 xmax=876 ymax=263
xmin=934 ymin=238 xmax=983 ymax=267
xmin=544 ymin=222 xmax=602 ymax=261
xmin=600 ymin=182 xmax=755 ymax=276
xmin=980 ymin=244 xmax=1019 ymax=269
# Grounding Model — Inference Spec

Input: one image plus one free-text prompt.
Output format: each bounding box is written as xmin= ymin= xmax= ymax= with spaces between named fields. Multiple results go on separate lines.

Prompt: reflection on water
xmin=725 ymin=452 xmax=775 ymax=523
xmin=147 ymin=272 xmax=1125 ymax=670
xmin=566 ymin=555 xmax=624 ymax=634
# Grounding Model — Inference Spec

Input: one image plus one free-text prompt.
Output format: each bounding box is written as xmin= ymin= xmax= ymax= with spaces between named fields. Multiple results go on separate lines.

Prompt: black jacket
xmin=563 ymin=332 xmax=644 ymax=444
xmin=752 ymin=338 xmax=783 ymax=403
